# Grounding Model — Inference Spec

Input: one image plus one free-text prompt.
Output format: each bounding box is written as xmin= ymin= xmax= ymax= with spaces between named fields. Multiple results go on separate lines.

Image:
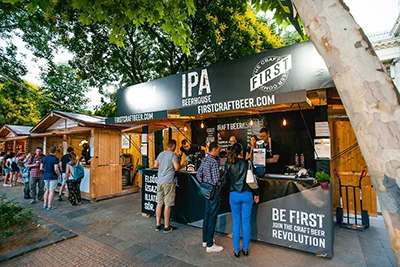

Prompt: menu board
xmin=253 ymin=148 xmax=266 ymax=166
xmin=217 ymin=119 xmax=263 ymax=153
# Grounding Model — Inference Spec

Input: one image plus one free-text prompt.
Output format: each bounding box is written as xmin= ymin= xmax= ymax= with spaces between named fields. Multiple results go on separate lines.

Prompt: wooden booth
xmin=0 ymin=125 xmax=33 ymax=153
xmin=119 ymin=119 xmax=192 ymax=188
xmin=110 ymin=42 xmax=388 ymax=257
xmin=30 ymin=110 xmax=129 ymax=201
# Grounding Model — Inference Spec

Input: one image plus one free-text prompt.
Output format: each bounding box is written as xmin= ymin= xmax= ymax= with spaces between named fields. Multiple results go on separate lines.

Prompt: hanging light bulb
xmin=184 ymin=126 xmax=187 ymax=132
xmin=283 ymin=118 xmax=287 ymax=126
xmin=249 ymin=118 xmax=254 ymax=127
xmin=200 ymin=121 xmax=205 ymax=129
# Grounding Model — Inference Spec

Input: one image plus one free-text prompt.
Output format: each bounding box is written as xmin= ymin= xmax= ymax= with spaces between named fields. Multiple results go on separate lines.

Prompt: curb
xmin=0 ymin=215 xmax=77 ymax=262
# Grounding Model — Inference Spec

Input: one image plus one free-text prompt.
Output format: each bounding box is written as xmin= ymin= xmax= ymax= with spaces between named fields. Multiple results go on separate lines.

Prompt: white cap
xmin=79 ymin=140 xmax=89 ymax=146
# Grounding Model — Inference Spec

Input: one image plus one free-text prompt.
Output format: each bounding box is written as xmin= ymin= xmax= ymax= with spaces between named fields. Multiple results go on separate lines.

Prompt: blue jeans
xmin=230 ymin=191 xmax=253 ymax=253
xmin=202 ymin=188 xmax=221 ymax=247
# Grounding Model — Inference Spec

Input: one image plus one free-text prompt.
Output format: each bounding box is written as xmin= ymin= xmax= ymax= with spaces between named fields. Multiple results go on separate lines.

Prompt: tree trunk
xmin=291 ymin=0 xmax=400 ymax=263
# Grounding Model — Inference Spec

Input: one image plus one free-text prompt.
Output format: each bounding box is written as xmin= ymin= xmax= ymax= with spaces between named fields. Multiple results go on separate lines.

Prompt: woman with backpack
xmin=5 ymin=152 xmax=19 ymax=187
xmin=65 ymin=153 xmax=84 ymax=205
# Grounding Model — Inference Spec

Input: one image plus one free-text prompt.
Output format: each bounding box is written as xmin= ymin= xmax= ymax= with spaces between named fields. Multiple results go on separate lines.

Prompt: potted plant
xmin=136 ymin=164 xmax=145 ymax=174
xmin=316 ymin=171 xmax=331 ymax=190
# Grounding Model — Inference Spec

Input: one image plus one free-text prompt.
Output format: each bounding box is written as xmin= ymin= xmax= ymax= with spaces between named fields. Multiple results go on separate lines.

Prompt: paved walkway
xmin=0 ymin=184 xmax=397 ymax=267
xmin=1 ymin=235 xmax=152 ymax=267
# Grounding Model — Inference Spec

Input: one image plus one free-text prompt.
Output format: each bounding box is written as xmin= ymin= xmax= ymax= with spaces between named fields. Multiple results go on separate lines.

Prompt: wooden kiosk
xmin=0 ymin=125 xmax=33 ymax=153
xmin=30 ymin=110 xmax=128 ymax=201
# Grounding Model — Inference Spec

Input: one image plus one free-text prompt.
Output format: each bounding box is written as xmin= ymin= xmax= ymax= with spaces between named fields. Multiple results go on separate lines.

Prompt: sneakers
xmin=42 ymin=206 xmax=48 ymax=210
xmin=163 ymin=225 xmax=177 ymax=233
xmin=29 ymin=199 xmax=37 ymax=205
xmin=206 ymin=244 xmax=224 ymax=253
xmin=155 ymin=224 xmax=164 ymax=232
xmin=202 ymin=239 xmax=216 ymax=248
xmin=47 ymin=206 xmax=57 ymax=211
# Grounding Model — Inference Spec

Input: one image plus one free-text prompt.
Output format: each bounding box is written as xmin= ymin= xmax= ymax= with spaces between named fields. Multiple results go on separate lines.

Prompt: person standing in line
xmin=6 ymin=152 xmax=19 ymax=187
xmin=196 ymin=141 xmax=224 ymax=253
xmin=153 ymin=139 xmax=181 ymax=233
xmin=224 ymin=146 xmax=259 ymax=258
xmin=2 ymin=150 xmax=12 ymax=187
xmin=26 ymin=147 xmax=45 ymax=204
xmin=65 ymin=153 xmax=83 ymax=206
xmin=59 ymin=147 xmax=74 ymax=201
xmin=0 ymin=151 xmax=5 ymax=178
xmin=22 ymin=153 xmax=33 ymax=199
xmin=40 ymin=146 xmax=61 ymax=210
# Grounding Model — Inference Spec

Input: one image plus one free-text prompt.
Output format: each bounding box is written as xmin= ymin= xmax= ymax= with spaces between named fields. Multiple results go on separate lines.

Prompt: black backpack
xmin=11 ymin=159 xmax=19 ymax=171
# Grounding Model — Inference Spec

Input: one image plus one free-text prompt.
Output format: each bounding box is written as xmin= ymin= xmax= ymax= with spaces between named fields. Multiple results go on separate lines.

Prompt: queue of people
xmin=0 ymin=142 xmax=89 ymax=210
xmin=153 ymin=127 xmax=280 ymax=257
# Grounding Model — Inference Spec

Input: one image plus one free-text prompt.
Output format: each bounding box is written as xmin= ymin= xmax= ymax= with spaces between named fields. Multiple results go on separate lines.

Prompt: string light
xmin=249 ymin=118 xmax=254 ymax=127
xmin=200 ymin=121 xmax=205 ymax=129
xmin=283 ymin=118 xmax=287 ymax=126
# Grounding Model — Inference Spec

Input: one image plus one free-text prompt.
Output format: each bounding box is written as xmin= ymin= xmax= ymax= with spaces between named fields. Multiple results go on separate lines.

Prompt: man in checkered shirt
xmin=196 ymin=141 xmax=224 ymax=253
xmin=26 ymin=147 xmax=45 ymax=204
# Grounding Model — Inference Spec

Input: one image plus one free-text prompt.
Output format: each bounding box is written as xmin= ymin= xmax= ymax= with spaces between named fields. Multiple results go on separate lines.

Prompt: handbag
xmin=199 ymin=182 xmax=215 ymax=200
xmin=246 ymin=160 xmax=259 ymax=189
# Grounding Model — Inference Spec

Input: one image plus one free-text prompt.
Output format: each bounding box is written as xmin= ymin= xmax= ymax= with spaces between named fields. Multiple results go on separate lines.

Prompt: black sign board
xmin=106 ymin=110 xmax=168 ymax=124
xmin=116 ymin=42 xmax=332 ymax=117
xmin=141 ymin=169 xmax=334 ymax=257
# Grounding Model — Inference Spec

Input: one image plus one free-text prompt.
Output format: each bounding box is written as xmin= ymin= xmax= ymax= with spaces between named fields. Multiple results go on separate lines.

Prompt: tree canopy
xmin=39 ymin=63 xmax=90 ymax=113
xmin=1 ymin=0 xmax=286 ymax=119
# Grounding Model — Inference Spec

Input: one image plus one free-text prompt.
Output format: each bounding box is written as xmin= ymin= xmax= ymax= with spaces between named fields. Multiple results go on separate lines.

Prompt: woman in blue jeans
xmin=224 ymin=146 xmax=259 ymax=258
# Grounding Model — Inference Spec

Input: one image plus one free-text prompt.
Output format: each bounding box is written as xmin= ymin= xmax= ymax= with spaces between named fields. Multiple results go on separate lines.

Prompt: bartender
xmin=180 ymin=139 xmax=206 ymax=168
xmin=79 ymin=140 xmax=92 ymax=165
xmin=259 ymin=127 xmax=283 ymax=174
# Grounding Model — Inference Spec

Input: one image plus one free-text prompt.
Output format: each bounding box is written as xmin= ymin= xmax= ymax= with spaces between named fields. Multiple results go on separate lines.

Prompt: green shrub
xmin=136 ymin=164 xmax=144 ymax=170
xmin=316 ymin=171 xmax=331 ymax=183
xmin=0 ymin=194 xmax=32 ymax=238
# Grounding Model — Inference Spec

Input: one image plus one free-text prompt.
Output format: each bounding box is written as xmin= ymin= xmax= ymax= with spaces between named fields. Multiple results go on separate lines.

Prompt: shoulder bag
xmin=246 ymin=160 xmax=259 ymax=189
xmin=199 ymin=181 xmax=215 ymax=200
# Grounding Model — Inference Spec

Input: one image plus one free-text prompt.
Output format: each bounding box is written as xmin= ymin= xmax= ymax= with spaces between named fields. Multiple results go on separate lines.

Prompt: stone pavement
xmin=0 ymin=184 xmax=397 ymax=267
xmin=1 ymin=235 xmax=152 ymax=267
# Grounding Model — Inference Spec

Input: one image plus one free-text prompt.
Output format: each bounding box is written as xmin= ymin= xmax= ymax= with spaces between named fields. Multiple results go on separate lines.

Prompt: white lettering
xmin=198 ymin=69 xmax=211 ymax=95
xmin=187 ymin=72 xmax=198 ymax=97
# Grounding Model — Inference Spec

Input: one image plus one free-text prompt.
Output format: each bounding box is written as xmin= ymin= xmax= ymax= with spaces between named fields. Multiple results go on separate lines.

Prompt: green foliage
xmin=282 ymin=29 xmax=303 ymax=46
xmin=136 ymin=164 xmax=144 ymax=170
xmin=40 ymin=63 xmax=90 ymax=113
xmin=3 ymin=0 xmax=285 ymax=116
xmin=0 ymin=194 xmax=32 ymax=238
xmin=251 ymin=0 xmax=306 ymax=37
xmin=0 ymin=81 xmax=42 ymax=125
xmin=6 ymin=0 xmax=196 ymax=54
xmin=93 ymin=91 xmax=117 ymax=117
xmin=316 ymin=171 xmax=331 ymax=183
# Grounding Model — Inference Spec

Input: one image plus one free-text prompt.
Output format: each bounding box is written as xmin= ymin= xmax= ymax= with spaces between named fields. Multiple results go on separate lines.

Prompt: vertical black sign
xmin=141 ymin=172 xmax=158 ymax=215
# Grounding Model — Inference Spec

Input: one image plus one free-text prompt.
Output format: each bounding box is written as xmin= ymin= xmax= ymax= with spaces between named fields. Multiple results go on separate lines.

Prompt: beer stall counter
xmin=29 ymin=110 xmax=128 ymax=202
xmin=107 ymin=42 xmax=338 ymax=257
xmin=142 ymin=168 xmax=333 ymax=256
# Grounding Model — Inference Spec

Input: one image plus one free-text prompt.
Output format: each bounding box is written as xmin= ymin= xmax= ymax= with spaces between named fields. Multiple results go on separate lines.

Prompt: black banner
xmin=117 ymin=42 xmax=332 ymax=117
xmin=106 ymin=110 xmax=168 ymax=124
xmin=142 ymin=169 xmax=334 ymax=257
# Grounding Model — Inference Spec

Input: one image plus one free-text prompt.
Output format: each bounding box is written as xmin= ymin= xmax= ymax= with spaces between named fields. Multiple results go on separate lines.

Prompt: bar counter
xmin=142 ymin=168 xmax=333 ymax=257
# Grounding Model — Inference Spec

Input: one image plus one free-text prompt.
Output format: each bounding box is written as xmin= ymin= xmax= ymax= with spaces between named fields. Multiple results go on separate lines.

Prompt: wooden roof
xmin=30 ymin=110 xmax=128 ymax=133
xmin=0 ymin=125 xmax=32 ymax=138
